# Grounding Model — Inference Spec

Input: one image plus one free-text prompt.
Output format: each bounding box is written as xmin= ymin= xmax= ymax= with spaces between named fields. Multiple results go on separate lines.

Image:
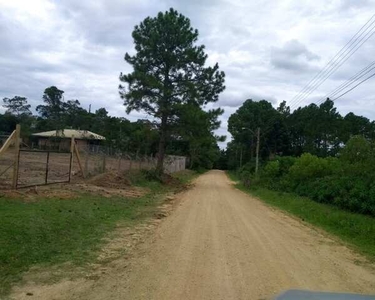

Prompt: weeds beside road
xmin=0 ymin=169 xmax=199 ymax=297
xmin=228 ymin=171 xmax=375 ymax=261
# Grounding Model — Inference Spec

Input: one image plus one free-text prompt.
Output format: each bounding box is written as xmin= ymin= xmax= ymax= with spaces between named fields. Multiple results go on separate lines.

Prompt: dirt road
xmin=11 ymin=170 xmax=375 ymax=299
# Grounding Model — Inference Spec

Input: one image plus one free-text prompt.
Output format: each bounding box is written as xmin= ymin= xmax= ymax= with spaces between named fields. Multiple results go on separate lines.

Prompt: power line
xmin=331 ymin=71 xmax=375 ymax=101
xmin=288 ymin=15 xmax=375 ymax=108
xmin=289 ymin=14 xmax=375 ymax=106
xmin=315 ymin=61 xmax=375 ymax=105
xmin=290 ymin=24 xmax=375 ymax=109
xmin=290 ymin=23 xmax=375 ymax=109
xmin=288 ymin=14 xmax=375 ymax=109
xmin=289 ymin=14 xmax=375 ymax=108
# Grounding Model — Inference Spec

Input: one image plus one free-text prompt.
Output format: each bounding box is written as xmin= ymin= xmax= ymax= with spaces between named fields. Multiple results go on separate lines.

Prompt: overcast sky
xmin=1 ymin=0 xmax=375 ymax=148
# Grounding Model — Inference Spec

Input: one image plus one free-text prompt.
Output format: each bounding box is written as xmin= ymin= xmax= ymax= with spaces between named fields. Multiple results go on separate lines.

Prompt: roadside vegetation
xmin=0 ymin=169 xmax=199 ymax=296
xmin=229 ymin=171 xmax=375 ymax=261
xmin=227 ymin=134 xmax=375 ymax=260
xmin=222 ymin=97 xmax=375 ymax=260
xmin=235 ymin=136 xmax=375 ymax=216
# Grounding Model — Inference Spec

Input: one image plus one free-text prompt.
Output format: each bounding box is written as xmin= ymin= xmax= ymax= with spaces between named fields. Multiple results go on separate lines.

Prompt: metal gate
xmin=16 ymin=150 xmax=73 ymax=189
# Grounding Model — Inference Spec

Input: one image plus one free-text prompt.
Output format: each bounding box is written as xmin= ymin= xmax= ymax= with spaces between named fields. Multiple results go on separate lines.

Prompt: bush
xmin=241 ymin=138 xmax=375 ymax=217
xmin=238 ymin=161 xmax=255 ymax=187
xmin=340 ymin=135 xmax=373 ymax=164
xmin=241 ymin=170 xmax=252 ymax=187
xmin=263 ymin=160 xmax=280 ymax=179
xmin=278 ymin=156 xmax=296 ymax=175
xmin=286 ymin=154 xmax=339 ymax=189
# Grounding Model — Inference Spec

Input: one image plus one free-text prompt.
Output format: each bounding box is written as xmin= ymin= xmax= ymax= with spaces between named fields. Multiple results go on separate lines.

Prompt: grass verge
xmin=227 ymin=171 xmax=375 ymax=261
xmin=0 ymin=169 xmax=199 ymax=296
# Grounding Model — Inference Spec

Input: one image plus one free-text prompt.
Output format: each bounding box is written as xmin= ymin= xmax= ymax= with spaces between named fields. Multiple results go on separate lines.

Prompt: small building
xmin=32 ymin=129 xmax=105 ymax=151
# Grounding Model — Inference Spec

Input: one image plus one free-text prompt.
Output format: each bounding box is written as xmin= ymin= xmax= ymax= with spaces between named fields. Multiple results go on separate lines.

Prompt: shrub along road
xmin=11 ymin=170 xmax=375 ymax=299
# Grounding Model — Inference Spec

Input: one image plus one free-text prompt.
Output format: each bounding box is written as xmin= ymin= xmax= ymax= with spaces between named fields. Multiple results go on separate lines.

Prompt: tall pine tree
xmin=119 ymin=8 xmax=225 ymax=173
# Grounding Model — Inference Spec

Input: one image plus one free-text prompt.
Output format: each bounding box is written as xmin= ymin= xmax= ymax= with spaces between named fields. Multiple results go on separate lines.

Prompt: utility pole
xmin=255 ymin=127 xmax=260 ymax=176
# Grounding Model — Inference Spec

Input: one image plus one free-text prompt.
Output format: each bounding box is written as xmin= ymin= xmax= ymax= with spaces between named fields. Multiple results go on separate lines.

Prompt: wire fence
xmin=0 ymin=139 xmax=186 ymax=190
xmin=17 ymin=150 xmax=73 ymax=188
xmin=76 ymin=146 xmax=186 ymax=178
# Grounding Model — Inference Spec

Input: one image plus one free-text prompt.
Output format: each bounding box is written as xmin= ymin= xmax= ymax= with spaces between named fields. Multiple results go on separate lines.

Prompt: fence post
xmin=45 ymin=151 xmax=50 ymax=184
xmin=70 ymin=136 xmax=75 ymax=178
xmin=85 ymin=152 xmax=89 ymax=175
xmin=12 ymin=124 xmax=21 ymax=189
xmin=74 ymin=143 xmax=86 ymax=178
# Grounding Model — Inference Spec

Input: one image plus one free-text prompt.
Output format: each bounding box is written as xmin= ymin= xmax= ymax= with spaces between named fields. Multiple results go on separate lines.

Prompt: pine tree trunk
xmin=156 ymin=114 xmax=167 ymax=174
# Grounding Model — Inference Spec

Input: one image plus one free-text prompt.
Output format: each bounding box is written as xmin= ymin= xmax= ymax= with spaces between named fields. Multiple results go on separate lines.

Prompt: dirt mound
xmin=88 ymin=172 xmax=131 ymax=189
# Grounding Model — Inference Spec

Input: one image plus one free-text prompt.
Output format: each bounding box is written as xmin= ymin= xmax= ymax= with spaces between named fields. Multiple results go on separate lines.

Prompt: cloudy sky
xmin=1 ymin=0 xmax=375 ymax=148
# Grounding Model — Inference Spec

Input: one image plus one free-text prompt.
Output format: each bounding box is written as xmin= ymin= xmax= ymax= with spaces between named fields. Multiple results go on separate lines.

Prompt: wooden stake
xmin=118 ymin=156 xmax=122 ymax=172
xmin=84 ymin=152 xmax=89 ymax=175
xmin=12 ymin=124 xmax=21 ymax=189
xmin=74 ymin=143 xmax=86 ymax=178
xmin=0 ymin=130 xmax=16 ymax=157
xmin=70 ymin=136 xmax=75 ymax=153
xmin=70 ymin=136 xmax=75 ymax=178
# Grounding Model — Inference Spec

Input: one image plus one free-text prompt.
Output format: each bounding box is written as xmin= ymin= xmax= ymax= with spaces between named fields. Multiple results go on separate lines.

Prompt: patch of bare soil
xmin=0 ymin=172 xmax=147 ymax=200
xmin=69 ymin=183 xmax=147 ymax=198
xmin=87 ymin=172 xmax=131 ymax=188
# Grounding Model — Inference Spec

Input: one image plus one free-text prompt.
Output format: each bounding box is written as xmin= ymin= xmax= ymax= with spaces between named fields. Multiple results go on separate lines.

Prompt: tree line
xmin=1 ymin=85 xmax=223 ymax=170
xmin=223 ymin=98 xmax=375 ymax=217
xmin=222 ymin=98 xmax=375 ymax=170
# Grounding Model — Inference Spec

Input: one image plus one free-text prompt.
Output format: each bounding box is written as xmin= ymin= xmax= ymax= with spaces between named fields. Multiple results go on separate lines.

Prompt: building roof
xmin=32 ymin=129 xmax=106 ymax=140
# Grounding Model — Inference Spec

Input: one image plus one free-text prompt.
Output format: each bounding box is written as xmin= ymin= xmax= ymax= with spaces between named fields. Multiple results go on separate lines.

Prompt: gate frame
xmin=16 ymin=149 xmax=73 ymax=189
xmin=1 ymin=125 xmax=86 ymax=189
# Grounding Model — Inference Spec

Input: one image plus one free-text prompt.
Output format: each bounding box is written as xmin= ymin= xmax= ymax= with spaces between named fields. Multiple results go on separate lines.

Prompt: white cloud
xmin=1 ymin=0 xmax=375 ymax=149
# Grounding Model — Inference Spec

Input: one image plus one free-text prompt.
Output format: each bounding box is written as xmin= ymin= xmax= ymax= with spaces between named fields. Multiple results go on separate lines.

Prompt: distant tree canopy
xmin=225 ymin=98 xmax=375 ymax=170
xmin=3 ymin=96 xmax=31 ymax=116
xmin=1 ymin=84 xmax=223 ymax=170
xmin=119 ymin=8 xmax=225 ymax=173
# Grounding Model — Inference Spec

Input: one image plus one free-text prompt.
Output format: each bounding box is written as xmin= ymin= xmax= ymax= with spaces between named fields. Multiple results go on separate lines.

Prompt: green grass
xmin=227 ymin=171 xmax=375 ymax=261
xmin=0 ymin=169 xmax=198 ymax=296
xmin=172 ymin=169 xmax=204 ymax=184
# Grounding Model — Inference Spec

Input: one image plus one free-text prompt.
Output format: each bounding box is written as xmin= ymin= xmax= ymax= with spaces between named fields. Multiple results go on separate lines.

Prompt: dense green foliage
xmin=224 ymin=98 xmax=375 ymax=218
xmin=3 ymin=96 xmax=31 ymax=117
xmin=237 ymin=136 xmax=375 ymax=216
xmin=119 ymin=8 xmax=225 ymax=172
xmin=228 ymin=172 xmax=375 ymax=261
xmin=1 ymin=92 xmax=160 ymax=156
xmin=226 ymin=99 xmax=375 ymax=170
